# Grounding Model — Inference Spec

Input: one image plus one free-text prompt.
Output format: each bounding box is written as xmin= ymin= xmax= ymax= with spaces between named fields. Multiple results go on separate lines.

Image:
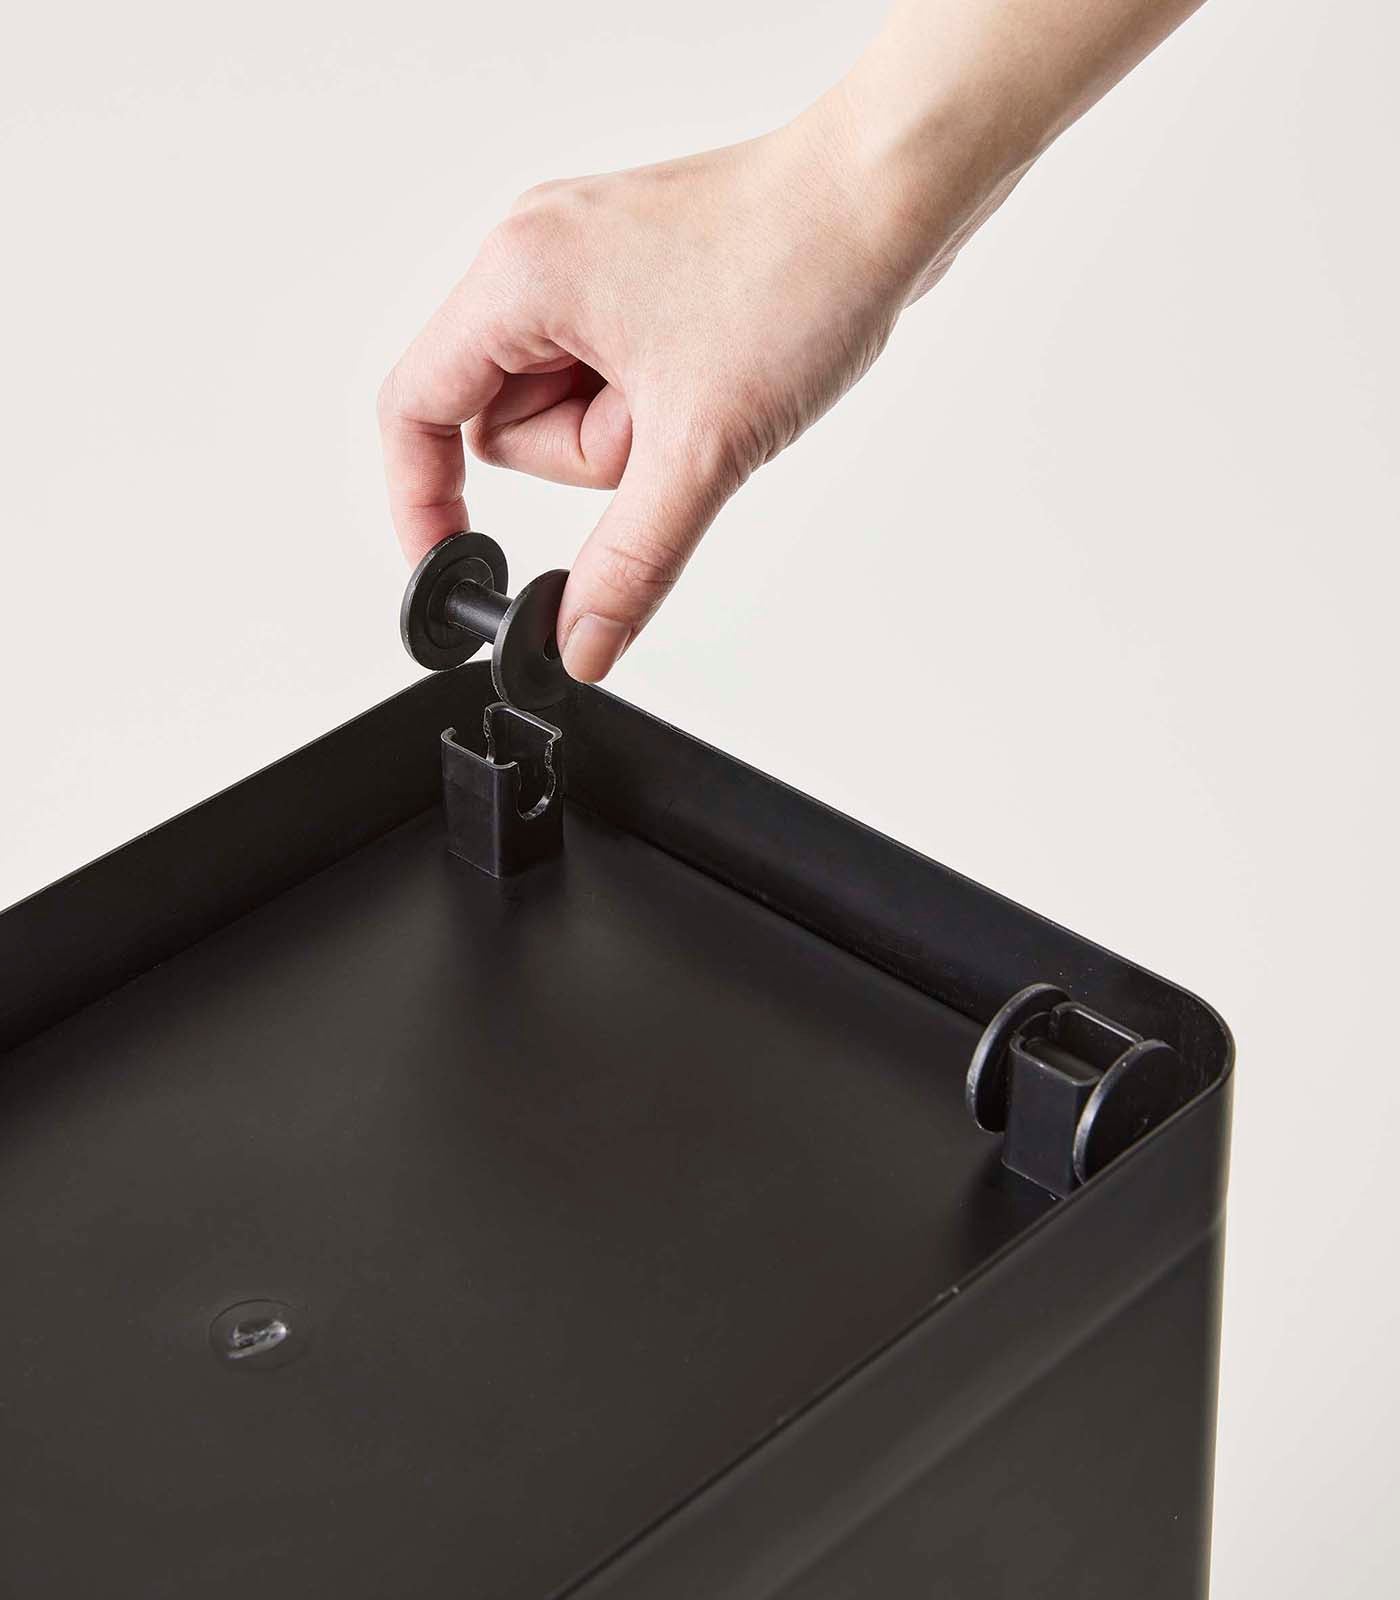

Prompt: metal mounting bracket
xmin=440 ymin=702 xmax=564 ymax=878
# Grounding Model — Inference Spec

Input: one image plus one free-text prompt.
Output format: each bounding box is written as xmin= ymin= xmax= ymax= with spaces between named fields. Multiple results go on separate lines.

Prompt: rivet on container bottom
xmin=209 ymin=1299 xmax=303 ymax=1370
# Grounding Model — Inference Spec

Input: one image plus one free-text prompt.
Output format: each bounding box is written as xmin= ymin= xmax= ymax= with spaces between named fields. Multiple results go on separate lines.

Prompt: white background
xmin=2 ymin=3 xmax=1396 ymax=1591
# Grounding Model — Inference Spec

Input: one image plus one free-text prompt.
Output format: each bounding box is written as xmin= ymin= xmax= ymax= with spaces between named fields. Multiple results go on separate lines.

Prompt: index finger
xmin=377 ymin=292 xmax=509 ymax=563
xmin=380 ymin=278 xmax=572 ymax=566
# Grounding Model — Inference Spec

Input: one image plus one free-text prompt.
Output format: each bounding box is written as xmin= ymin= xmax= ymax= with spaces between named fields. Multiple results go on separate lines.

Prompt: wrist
xmin=790 ymin=56 xmax=1039 ymax=299
xmin=808 ymin=0 xmax=1208 ymax=293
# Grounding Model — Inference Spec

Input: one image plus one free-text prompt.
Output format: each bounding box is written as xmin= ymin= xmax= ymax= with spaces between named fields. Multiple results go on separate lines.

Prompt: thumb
xmin=558 ymin=427 xmax=735 ymax=683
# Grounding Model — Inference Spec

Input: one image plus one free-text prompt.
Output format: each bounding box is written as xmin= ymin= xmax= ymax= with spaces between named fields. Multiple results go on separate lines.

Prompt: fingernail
xmin=562 ymin=613 xmax=632 ymax=683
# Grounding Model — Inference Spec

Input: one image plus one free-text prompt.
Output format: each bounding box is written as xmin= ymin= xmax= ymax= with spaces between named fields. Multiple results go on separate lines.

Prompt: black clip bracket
xmin=966 ymin=983 xmax=1201 ymax=1198
xmin=441 ymin=703 xmax=564 ymax=878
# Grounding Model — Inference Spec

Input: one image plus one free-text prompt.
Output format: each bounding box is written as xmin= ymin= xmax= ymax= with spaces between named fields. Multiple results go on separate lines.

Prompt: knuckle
xmin=376 ymin=368 xmax=403 ymax=424
xmin=675 ymin=419 xmax=757 ymax=504
xmin=490 ymin=198 xmax=566 ymax=260
xmin=463 ymin=416 xmax=507 ymax=468
xmin=510 ymin=178 xmax=565 ymax=212
xmin=592 ymin=535 xmax=686 ymax=607
xmin=653 ymin=389 xmax=767 ymax=495
xmin=710 ymin=384 xmax=787 ymax=474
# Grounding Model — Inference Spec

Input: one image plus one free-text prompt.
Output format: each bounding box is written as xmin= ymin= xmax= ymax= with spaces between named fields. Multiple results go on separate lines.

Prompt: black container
xmin=0 ymin=664 xmax=1232 ymax=1599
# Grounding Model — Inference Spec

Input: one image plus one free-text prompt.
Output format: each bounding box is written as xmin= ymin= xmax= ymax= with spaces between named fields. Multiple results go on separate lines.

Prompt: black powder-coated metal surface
xmin=0 ymin=667 xmax=1232 ymax=1598
xmin=0 ymin=800 xmax=1050 ymax=1598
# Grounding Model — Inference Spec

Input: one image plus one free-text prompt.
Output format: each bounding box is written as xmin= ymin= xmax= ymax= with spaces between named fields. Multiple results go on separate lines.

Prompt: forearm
xmin=800 ymin=0 xmax=1206 ymax=294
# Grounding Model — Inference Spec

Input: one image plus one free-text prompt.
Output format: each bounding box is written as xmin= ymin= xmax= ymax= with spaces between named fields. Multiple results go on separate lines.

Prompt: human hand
xmin=377 ymin=112 xmax=932 ymax=682
xmin=379 ymin=0 xmax=1203 ymax=683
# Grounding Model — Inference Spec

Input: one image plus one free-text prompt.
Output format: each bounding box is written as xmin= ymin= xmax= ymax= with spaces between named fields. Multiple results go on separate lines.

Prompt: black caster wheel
xmin=400 ymin=532 xmax=570 ymax=711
